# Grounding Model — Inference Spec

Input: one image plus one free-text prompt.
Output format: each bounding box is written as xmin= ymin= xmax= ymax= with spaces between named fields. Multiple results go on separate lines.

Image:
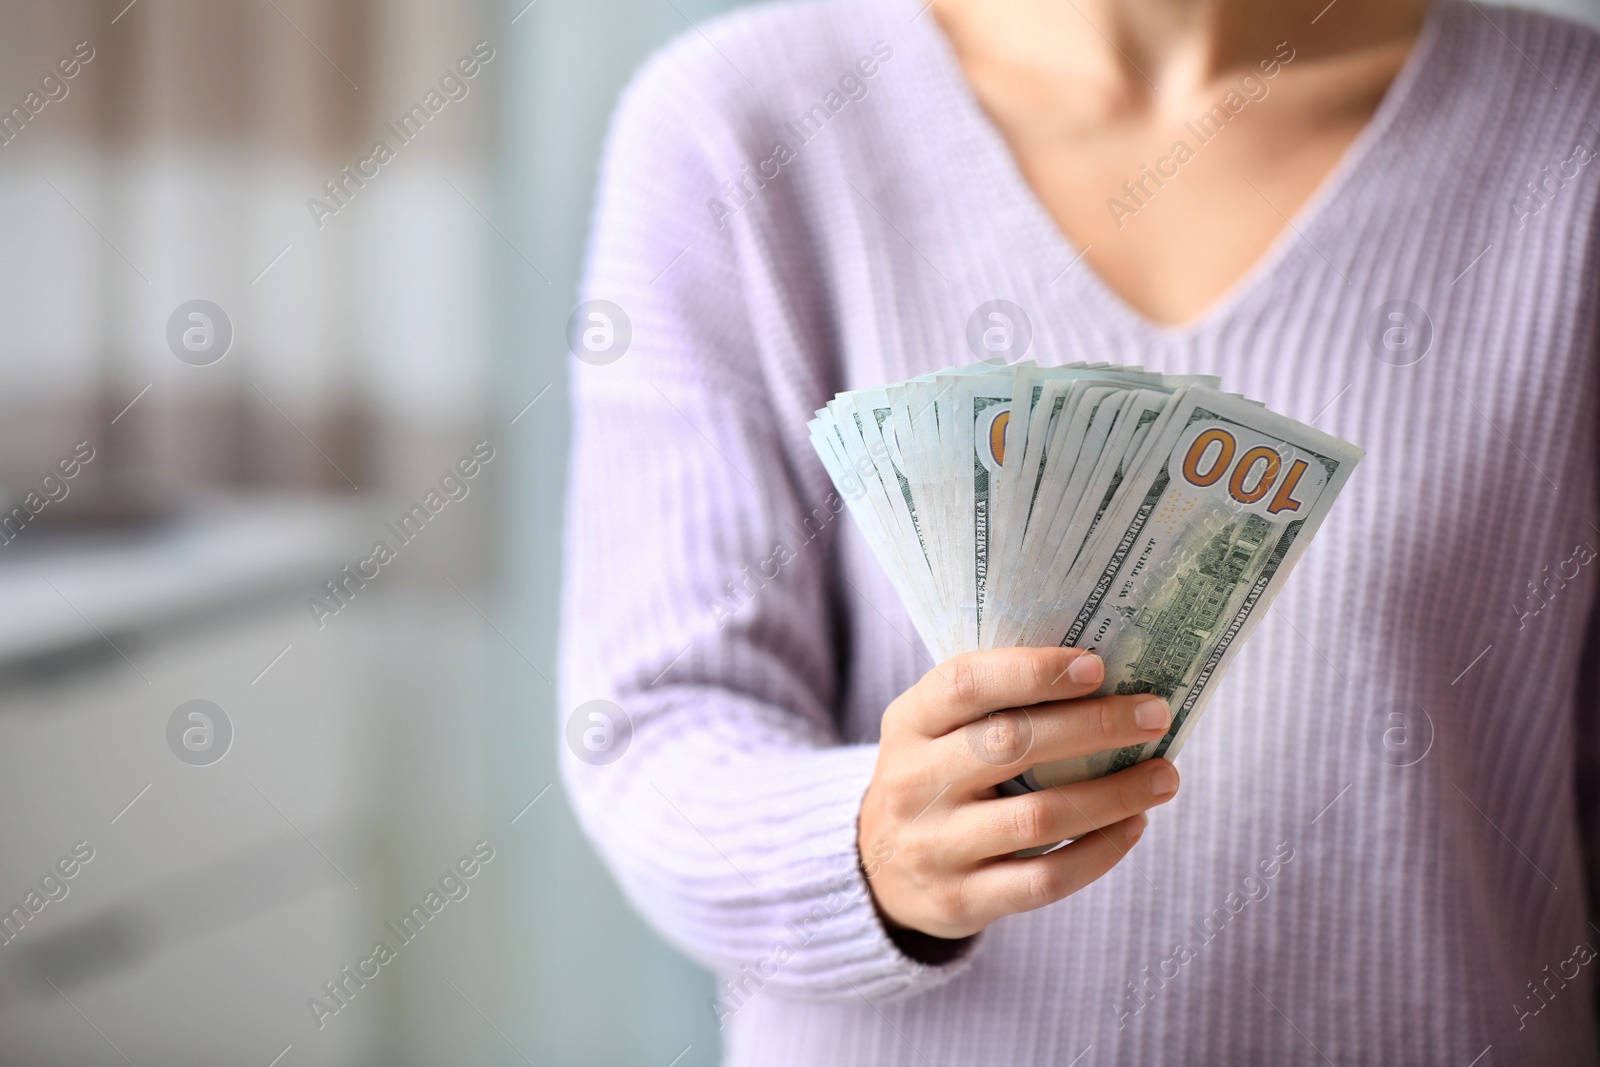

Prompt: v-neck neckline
xmin=905 ymin=0 xmax=1448 ymax=343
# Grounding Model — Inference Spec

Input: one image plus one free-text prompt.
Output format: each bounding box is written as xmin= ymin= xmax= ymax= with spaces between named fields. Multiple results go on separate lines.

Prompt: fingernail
xmin=1134 ymin=698 xmax=1169 ymax=731
xmin=1124 ymin=812 xmax=1148 ymax=843
xmin=1149 ymin=762 xmax=1179 ymax=797
xmin=1067 ymin=653 xmax=1102 ymax=684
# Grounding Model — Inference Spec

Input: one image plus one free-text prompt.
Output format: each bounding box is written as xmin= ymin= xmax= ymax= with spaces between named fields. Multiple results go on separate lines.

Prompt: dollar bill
xmin=947 ymin=374 xmax=1014 ymax=649
xmin=1007 ymin=388 xmax=1362 ymax=789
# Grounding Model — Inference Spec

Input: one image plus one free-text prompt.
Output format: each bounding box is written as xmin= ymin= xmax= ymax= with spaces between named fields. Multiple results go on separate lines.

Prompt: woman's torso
xmin=661 ymin=0 xmax=1600 ymax=1061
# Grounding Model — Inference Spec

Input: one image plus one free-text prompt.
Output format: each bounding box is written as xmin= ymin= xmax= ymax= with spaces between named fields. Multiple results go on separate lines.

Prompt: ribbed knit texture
xmin=559 ymin=1 xmax=1600 ymax=1062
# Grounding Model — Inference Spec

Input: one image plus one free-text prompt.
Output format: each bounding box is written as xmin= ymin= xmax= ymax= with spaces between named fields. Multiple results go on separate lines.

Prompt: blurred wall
xmin=0 ymin=0 xmax=492 ymax=507
xmin=0 ymin=2 xmax=505 ymax=1066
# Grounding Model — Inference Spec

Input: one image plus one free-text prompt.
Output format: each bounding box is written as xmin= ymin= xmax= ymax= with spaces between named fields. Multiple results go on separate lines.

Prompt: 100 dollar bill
xmin=1006 ymin=388 xmax=1363 ymax=791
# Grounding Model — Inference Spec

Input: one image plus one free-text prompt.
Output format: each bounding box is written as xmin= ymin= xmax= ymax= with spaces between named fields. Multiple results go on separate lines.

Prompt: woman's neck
xmin=932 ymin=0 xmax=1427 ymax=108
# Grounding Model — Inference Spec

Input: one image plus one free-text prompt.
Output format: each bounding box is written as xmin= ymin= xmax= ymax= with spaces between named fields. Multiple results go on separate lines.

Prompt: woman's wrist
xmin=878 ymin=909 xmax=976 ymax=965
xmin=858 ymin=809 xmax=976 ymax=965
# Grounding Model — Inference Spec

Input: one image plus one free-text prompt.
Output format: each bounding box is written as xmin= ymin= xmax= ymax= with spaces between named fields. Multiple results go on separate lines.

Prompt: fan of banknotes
xmin=809 ymin=360 xmax=1362 ymax=793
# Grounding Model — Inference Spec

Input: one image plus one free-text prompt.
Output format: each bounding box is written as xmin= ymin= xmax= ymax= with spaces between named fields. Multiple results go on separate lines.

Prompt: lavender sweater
xmin=559 ymin=0 xmax=1600 ymax=1062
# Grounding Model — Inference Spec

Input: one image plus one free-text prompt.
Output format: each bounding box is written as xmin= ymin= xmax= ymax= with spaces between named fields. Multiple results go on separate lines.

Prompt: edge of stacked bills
xmin=809 ymin=360 xmax=1363 ymax=793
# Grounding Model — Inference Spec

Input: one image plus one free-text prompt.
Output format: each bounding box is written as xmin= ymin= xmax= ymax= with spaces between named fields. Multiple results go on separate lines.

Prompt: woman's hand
xmin=859 ymin=646 xmax=1179 ymax=941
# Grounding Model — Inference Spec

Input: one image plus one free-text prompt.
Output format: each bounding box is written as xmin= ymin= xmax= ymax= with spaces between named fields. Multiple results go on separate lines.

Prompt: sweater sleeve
xmin=555 ymin=44 xmax=979 ymax=1004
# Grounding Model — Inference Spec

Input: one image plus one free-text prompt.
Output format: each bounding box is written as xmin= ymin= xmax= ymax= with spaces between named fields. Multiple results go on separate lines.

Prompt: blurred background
xmin=0 ymin=0 xmax=1595 ymax=1064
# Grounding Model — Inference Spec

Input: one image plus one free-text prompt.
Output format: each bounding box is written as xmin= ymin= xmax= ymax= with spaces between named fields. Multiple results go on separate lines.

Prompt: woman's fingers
xmin=896 ymin=647 xmax=1106 ymax=737
xmin=940 ymin=760 xmax=1178 ymax=863
xmin=945 ymin=693 xmax=1172 ymax=790
xmin=864 ymin=646 xmax=1182 ymax=940
xmin=956 ymin=812 xmax=1149 ymax=926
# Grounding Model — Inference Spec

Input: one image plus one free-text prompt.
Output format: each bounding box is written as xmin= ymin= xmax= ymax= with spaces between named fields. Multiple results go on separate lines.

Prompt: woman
xmin=560 ymin=0 xmax=1600 ymax=1061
